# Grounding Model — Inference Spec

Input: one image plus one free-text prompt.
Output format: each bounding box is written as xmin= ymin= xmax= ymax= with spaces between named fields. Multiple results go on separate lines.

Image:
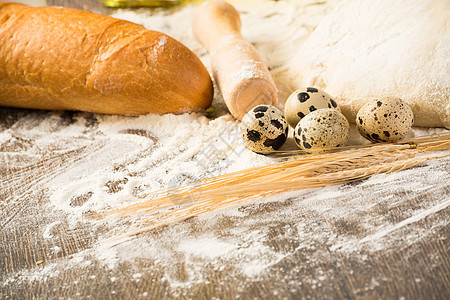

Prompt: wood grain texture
xmin=1 ymin=108 xmax=449 ymax=299
xmin=1 ymin=1 xmax=450 ymax=299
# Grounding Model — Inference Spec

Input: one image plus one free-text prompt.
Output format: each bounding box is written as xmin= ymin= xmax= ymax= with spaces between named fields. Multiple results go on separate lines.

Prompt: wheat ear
xmin=99 ymin=133 xmax=449 ymax=242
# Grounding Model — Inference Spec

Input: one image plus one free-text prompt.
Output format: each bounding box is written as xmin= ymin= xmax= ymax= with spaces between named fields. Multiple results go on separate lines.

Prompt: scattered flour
xmin=1 ymin=0 xmax=449 ymax=293
xmin=178 ymin=237 xmax=238 ymax=259
xmin=289 ymin=0 xmax=450 ymax=128
xmin=42 ymin=221 xmax=62 ymax=239
xmin=231 ymin=60 xmax=264 ymax=80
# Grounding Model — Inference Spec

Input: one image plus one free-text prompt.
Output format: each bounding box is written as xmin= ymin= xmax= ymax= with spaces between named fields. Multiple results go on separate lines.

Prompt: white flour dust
xmin=1 ymin=0 xmax=449 ymax=291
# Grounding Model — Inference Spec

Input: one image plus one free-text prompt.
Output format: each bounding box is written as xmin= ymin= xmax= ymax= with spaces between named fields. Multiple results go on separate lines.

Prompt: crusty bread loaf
xmin=0 ymin=2 xmax=213 ymax=115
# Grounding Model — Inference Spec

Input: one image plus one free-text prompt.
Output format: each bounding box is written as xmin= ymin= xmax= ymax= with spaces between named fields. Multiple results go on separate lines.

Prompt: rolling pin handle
xmin=193 ymin=0 xmax=278 ymax=120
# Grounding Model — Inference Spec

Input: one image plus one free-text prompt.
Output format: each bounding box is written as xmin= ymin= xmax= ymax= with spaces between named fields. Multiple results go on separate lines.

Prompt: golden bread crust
xmin=0 ymin=3 xmax=213 ymax=114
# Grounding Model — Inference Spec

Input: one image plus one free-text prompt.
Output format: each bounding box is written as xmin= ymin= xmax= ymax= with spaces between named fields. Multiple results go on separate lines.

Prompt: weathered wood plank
xmin=1 ymin=1 xmax=449 ymax=299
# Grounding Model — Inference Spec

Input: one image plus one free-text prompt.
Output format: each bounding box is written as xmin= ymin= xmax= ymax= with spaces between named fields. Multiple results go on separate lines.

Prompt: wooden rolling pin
xmin=193 ymin=0 xmax=278 ymax=120
xmin=0 ymin=2 xmax=213 ymax=115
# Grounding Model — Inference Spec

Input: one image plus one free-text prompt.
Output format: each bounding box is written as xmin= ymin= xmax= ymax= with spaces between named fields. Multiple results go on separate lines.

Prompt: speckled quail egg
xmin=240 ymin=105 xmax=288 ymax=154
xmin=294 ymin=109 xmax=349 ymax=151
xmin=356 ymin=97 xmax=414 ymax=143
xmin=284 ymin=87 xmax=340 ymax=129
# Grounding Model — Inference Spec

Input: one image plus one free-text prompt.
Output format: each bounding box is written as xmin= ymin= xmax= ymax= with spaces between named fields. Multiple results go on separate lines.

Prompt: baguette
xmin=0 ymin=2 xmax=213 ymax=115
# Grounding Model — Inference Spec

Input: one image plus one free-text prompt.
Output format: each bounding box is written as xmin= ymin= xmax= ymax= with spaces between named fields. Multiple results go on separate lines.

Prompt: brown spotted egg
xmin=240 ymin=105 xmax=288 ymax=154
xmin=294 ymin=109 xmax=349 ymax=151
xmin=356 ymin=97 xmax=414 ymax=143
xmin=284 ymin=87 xmax=340 ymax=128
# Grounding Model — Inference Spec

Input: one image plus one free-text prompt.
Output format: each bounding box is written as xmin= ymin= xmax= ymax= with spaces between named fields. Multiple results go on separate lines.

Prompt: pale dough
xmin=289 ymin=0 xmax=450 ymax=128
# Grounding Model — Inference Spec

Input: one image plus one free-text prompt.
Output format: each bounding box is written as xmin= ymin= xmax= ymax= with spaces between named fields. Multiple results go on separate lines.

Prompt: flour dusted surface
xmin=1 ymin=1 xmax=449 ymax=298
xmin=289 ymin=0 xmax=450 ymax=128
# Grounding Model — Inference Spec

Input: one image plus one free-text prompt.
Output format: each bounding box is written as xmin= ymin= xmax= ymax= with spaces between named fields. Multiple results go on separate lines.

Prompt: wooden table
xmin=1 ymin=1 xmax=449 ymax=299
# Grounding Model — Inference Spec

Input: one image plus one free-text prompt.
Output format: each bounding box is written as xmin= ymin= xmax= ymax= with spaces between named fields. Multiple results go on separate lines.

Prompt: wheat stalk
xmin=99 ymin=132 xmax=450 ymax=243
